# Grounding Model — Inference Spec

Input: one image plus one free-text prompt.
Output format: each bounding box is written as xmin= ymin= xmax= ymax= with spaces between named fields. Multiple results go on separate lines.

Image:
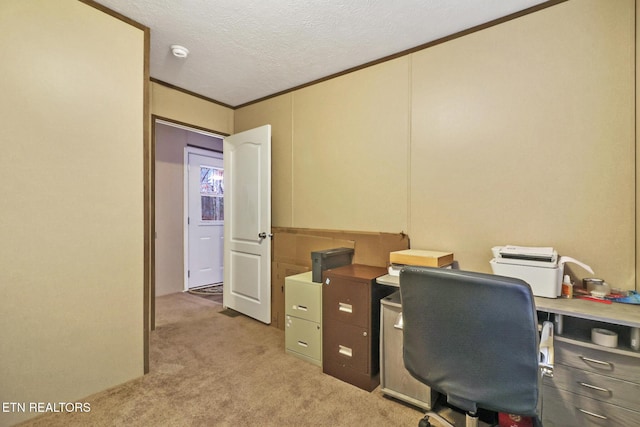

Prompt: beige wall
xmin=0 ymin=1 xmax=145 ymax=425
xmin=292 ymin=58 xmax=410 ymax=232
xmin=235 ymin=59 xmax=410 ymax=232
xmin=151 ymin=82 xmax=234 ymax=134
xmin=410 ymin=0 xmax=635 ymax=287
xmin=236 ymin=0 xmax=637 ymax=290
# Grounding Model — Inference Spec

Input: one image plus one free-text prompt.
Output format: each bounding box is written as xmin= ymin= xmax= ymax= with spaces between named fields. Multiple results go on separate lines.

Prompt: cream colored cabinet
xmin=285 ymin=271 xmax=322 ymax=366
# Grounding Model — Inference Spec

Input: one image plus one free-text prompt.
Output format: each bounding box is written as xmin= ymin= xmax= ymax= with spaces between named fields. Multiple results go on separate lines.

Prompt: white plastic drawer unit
xmin=285 ymin=271 xmax=321 ymax=323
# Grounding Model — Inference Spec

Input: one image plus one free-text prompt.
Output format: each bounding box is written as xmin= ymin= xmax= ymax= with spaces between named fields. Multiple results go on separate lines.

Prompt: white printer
xmin=490 ymin=245 xmax=593 ymax=298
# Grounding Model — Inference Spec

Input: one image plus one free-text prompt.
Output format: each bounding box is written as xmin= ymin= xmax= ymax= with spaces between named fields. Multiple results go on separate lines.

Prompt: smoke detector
xmin=170 ymin=45 xmax=189 ymax=58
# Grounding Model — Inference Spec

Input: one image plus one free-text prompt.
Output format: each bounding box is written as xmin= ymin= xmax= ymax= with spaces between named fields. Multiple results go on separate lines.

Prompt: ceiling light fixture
xmin=171 ymin=45 xmax=189 ymax=58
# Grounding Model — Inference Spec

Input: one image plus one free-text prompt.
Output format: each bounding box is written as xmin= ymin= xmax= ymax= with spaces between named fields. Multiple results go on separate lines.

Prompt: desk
xmin=377 ymin=273 xmax=640 ymax=338
xmin=377 ymin=273 xmax=640 ymax=426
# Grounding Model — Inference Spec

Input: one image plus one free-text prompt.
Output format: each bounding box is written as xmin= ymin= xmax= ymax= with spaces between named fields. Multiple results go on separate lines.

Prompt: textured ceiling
xmin=94 ymin=0 xmax=552 ymax=107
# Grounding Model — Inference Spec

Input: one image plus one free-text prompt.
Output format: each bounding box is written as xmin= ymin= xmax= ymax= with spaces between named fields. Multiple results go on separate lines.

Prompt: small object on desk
xmin=561 ymin=274 xmax=573 ymax=299
xmin=578 ymin=296 xmax=612 ymax=304
xmin=583 ymin=277 xmax=605 ymax=290
xmin=608 ymin=290 xmax=627 ymax=298
xmin=389 ymin=249 xmax=454 ymax=268
xmin=490 ymin=245 xmax=593 ymax=299
xmin=606 ymin=290 xmax=640 ymax=304
xmin=584 ymin=278 xmax=611 ymax=296
xmin=573 ymin=286 xmax=589 ymax=296
xmin=388 ymin=262 xmax=453 ymax=276
xmin=387 ymin=264 xmax=402 ymax=277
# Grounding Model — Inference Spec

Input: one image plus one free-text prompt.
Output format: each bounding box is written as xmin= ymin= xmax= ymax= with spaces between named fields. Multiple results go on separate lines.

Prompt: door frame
xmin=183 ymin=146 xmax=224 ymax=291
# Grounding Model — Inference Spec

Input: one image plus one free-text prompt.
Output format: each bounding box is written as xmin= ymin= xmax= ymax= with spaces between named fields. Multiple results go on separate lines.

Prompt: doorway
xmin=154 ymin=118 xmax=224 ymax=297
xmin=184 ymin=147 xmax=224 ymax=290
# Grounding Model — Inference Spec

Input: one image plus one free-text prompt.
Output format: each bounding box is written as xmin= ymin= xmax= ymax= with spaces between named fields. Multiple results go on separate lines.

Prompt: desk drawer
xmin=555 ymin=340 xmax=640 ymax=383
xmin=544 ymin=365 xmax=640 ymax=412
xmin=285 ymin=316 xmax=321 ymax=363
xmin=285 ymin=278 xmax=322 ymax=322
xmin=542 ymin=384 xmax=640 ymax=427
xmin=323 ymin=277 xmax=369 ymax=327
xmin=323 ymin=318 xmax=369 ymax=375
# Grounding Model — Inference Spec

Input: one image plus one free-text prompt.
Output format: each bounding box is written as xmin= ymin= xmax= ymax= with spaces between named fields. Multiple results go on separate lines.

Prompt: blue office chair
xmin=399 ymin=266 xmax=552 ymax=427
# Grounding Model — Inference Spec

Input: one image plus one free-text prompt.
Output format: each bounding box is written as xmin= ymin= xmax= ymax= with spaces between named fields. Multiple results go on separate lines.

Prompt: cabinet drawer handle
xmin=579 ymin=356 xmax=614 ymax=370
xmin=393 ymin=312 xmax=403 ymax=330
xmin=338 ymin=303 xmax=353 ymax=314
xmin=577 ymin=408 xmax=608 ymax=420
xmin=338 ymin=345 xmax=353 ymax=357
xmin=295 ymin=305 xmax=308 ymax=311
xmin=297 ymin=341 xmax=308 ymax=348
xmin=578 ymin=382 xmax=611 ymax=395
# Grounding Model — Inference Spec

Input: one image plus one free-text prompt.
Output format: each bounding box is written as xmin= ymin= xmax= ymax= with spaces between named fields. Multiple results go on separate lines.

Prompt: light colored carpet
xmin=18 ymin=292 xmax=432 ymax=427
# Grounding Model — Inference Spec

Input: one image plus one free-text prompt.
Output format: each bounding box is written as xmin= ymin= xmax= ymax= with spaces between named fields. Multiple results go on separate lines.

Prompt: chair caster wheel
xmin=418 ymin=418 xmax=432 ymax=427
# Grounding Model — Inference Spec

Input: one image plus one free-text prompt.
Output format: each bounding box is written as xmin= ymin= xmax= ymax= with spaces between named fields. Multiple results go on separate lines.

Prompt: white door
xmin=223 ymin=125 xmax=271 ymax=324
xmin=186 ymin=148 xmax=224 ymax=289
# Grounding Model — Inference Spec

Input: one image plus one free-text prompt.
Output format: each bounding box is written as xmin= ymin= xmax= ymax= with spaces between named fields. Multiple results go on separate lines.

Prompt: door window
xmin=200 ymin=166 xmax=223 ymax=221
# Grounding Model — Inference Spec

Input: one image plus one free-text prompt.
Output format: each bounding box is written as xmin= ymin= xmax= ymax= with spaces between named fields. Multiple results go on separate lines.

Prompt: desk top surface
xmin=376 ymin=274 xmax=640 ymax=328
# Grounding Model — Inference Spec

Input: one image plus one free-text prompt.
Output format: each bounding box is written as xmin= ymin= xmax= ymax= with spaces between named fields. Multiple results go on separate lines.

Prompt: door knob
xmin=258 ymin=232 xmax=273 ymax=239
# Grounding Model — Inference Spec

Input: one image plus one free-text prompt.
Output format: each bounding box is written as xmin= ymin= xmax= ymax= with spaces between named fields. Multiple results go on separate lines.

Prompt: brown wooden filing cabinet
xmin=322 ymin=264 xmax=394 ymax=391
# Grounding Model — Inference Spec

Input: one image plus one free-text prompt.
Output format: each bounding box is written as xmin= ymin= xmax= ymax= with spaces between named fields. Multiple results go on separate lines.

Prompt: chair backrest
xmin=400 ymin=266 xmax=540 ymax=416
